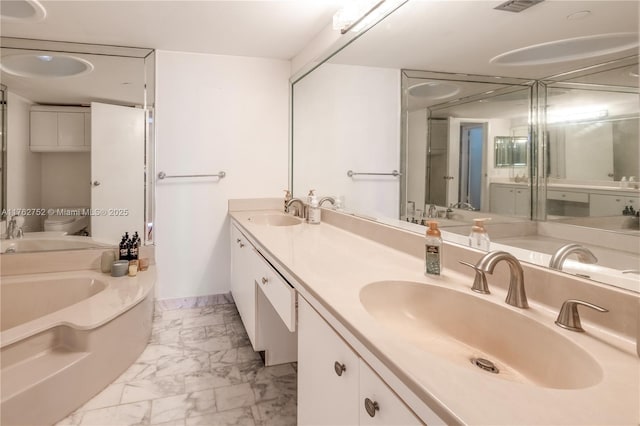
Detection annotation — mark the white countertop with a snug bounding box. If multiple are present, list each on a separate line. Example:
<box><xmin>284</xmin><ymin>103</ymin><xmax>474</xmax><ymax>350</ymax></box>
<box><xmin>230</xmin><ymin>209</ymin><xmax>639</xmax><ymax>425</ymax></box>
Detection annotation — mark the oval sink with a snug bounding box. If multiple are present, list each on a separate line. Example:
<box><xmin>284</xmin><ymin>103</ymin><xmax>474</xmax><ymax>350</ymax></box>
<box><xmin>247</xmin><ymin>214</ymin><xmax>302</xmax><ymax>226</ymax></box>
<box><xmin>360</xmin><ymin>281</ymin><xmax>602</xmax><ymax>389</ymax></box>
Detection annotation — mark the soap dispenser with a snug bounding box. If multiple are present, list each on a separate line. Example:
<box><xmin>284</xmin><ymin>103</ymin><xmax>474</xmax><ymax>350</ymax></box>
<box><xmin>469</xmin><ymin>218</ymin><xmax>491</xmax><ymax>251</ymax></box>
<box><xmin>284</xmin><ymin>189</ymin><xmax>292</xmax><ymax>212</ymax></box>
<box><xmin>307</xmin><ymin>190</ymin><xmax>321</xmax><ymax>224</ymax></box>
<box><xmin>425</xmin><ymin>221</ymin><xmax>442</xmax><ymax>276</ymax></box>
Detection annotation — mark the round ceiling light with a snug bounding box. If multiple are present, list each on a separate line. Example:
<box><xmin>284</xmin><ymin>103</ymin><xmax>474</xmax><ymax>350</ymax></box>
<box><xmin>1</xmin><ymin>0</ymin><xmax>46</xmax><ymax>22</ymax></box>
<box><xmin>0</xmin><ymin>54</ymin><xmax>94</xmax><ymax>78</ymax></box>
<box><xmin>490</xmin><ymin>33</ymin><xmax>639</xmax><ymax>66</ymax></box>
<box><xmin>408</xmin><ymin>81</ymin><xmax>461</xmax><ymax>100</ymax></box>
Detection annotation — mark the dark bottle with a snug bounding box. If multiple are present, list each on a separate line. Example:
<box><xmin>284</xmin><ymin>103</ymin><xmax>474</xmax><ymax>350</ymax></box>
<box><xmin>119</xmin><ymin>236</ymin><xmax>129</xmax><ymax>260</ymax></box>
<box><xmin>130</xmin><ymin>237</ymin><xmax>139</xmax><ymax>260</ymax></box>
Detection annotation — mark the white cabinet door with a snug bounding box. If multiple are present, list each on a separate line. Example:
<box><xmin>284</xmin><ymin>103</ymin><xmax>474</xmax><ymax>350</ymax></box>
<box><xmin>490</xmin><ymin>185</ymin><xmax>515</xmax><ymax>216</ymax></box>
<box><xmin>589</xmin><ymin>193</ymin><xmax>638</xmax><ymax>216</ymax></box>
<box><xmin>90</xmin><ymin>102</ymin><xmax>144</xmax><ymax>243</ymax></box>
<box><xmin>30</xmin><ymin>111</ymin><xmax>58</xmax><ymax>148</ymax></box>
<box><xmin>359</xmin><ymin>361</ymin><xmax>423</xmax><ymax>426</ymax></box>
<box><xmin>514</xmin><ymin>188</ymin><xmax>530</xmax><ymax>218</ymax></box>
<box><xmin>57</xmin><ymin>112</ymin><xmax>85</xmax><ymax>147</ymax></box>
<box><xmin>230</xmin><ymin>225</ymin><xmax>260</xmax><ymax>350</ymax></box>
<box><xmin>298</xmin><ymin>297</ymin><xmax>359</xmax><ymax>426</ymax></box>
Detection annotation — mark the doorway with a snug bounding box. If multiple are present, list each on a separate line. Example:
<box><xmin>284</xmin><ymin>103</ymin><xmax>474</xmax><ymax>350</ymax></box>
<box><xmin>459</xmin><ymin>123</ymin><xmax>485</xmax><ymax>210</ymax></box>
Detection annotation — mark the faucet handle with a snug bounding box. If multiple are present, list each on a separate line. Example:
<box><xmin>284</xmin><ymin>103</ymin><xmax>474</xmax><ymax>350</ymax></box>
<box><xmin>458</xmin><ymin>261</ymin><xmax>490</xmax><ymax>294</ymax></box>
<box><xmin>555</xmin><ymin>299</ymin><xmax>608</xmax><ymax>332</ymax></box>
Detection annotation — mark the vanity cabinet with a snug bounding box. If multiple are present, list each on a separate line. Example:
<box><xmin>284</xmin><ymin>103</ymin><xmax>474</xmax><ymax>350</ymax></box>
<box><xmin>230</xmin><ymin>223</ymin><xmax>297</xmax><ymax>364</ymax></box>
<box><xmin>490</xmin><ymin>184</ymin><xmax>530</xmax><ymax>217</ymax></box>
<box><xmin>30</xmin><ymin>106</ymin><xmax>91</xmax><ymax>152</ymax></box>
<box><xmin>298</xmin><ymin>297</ymin><xmax>422</xmax><ymax>426</ymax></box>
<box><xmin>589</xmin><ymin>192</ymin><xmax>640</xmax><ymax>216</ymax></box>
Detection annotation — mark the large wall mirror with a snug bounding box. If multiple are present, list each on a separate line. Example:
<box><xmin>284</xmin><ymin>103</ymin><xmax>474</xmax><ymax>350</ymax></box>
<box><xmin>291</xmin><ymin>0</ymin><xmax>639</xmax><ymax>293</ymax></box>
<box><xmin>1</xmin><ymin>37</ymin><xmax>155</xmax><ymax>253</ymax></box>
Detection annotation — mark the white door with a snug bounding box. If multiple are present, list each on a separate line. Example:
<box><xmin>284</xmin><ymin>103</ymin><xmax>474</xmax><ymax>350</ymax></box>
<box><xmin>91</xmin><ymin>102</ymin><xmax>144</xmax><ymax>243</ymax></box>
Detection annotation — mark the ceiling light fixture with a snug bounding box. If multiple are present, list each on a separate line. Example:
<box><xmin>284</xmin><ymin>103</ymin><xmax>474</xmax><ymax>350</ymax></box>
<box><xmin>0</xmin><ymin>54</ymin><xmax>94</xmax><ymax>78</ymax></box>
<box><xmin>334</xmin><ymin>0</ymin><xmax>406</xmax><ymax>34</ymax></box>
<box><xmin>547</xmin><ymin>107</ymin><xmax>608</xmax><ymax>124</ymax></box>
<box><xmin>566</xmin><ymin>10</ymin><xmax>591</xmax><ymax>20</ymax></box>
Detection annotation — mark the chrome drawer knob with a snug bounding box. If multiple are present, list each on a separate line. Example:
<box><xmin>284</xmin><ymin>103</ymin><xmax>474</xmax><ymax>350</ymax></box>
<box><xmin>334</xmin><ymin>361</ymin><xmax>346</xmax><ymax>376</ymax></box>
<box><xmin>261</xmin><ymin>277</ymin><xmax>268</xmax><ymax>285</ymax></box>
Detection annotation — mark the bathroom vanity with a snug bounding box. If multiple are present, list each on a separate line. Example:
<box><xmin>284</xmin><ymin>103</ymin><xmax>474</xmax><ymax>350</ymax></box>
<box><xmin>229</xmin><ymin>199</ymin><xmax>639</xmax><ymax>425</ymax></box>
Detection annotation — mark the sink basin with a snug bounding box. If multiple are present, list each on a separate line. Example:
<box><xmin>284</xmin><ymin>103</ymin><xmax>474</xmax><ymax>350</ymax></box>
<box><xmin>247</xmin><ymin>214</ymin><xmax>302</xmax><ymax>226</ymax></box>
<box><xmin>360</xmin><ymin>281</ymin><xmax>602</xmax><ymax>389</ymax></box>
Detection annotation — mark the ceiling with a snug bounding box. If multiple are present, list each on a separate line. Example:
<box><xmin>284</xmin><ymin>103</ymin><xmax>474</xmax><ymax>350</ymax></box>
<box><xmin>330</xmin><ymin>0</ymin><xmax>639</xmax><ymax>80</ymax></box>
<box><xmin>1</xmin><ymin>0</ymin><xmax>345</xmax><ymax>60</ymax></box>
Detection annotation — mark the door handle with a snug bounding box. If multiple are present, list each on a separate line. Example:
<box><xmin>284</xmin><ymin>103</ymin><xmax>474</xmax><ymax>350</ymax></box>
<box><xmin>92</xmin><ymin>181</ymin><xmax>101</xmax><ymax>186</ymax></box>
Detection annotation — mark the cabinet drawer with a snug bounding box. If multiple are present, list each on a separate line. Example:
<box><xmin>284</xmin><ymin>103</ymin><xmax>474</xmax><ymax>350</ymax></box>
<box><xmin>547</xmin><ymin>190</ymin><xmax>588</xmax><ymax>203</ymax></box>
<box><xmin>256</xmin><ymin>253</ymin><xmax>296</xmax><ymax>332</ymax></box>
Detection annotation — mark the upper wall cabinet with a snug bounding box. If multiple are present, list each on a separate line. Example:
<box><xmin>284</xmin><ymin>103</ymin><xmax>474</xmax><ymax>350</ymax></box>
<box><xmin>30</xmin><ymin>106</ymin><xmax>91</xmax><ymax>152</ymax></box>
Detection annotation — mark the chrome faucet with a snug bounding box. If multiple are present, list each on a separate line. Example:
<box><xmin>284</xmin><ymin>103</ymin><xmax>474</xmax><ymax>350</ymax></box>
<box><xmin>318</xmin><ymin>196</ymin><xmax>335</xmax><ymax>207</ymax></box>
<box><xmin>285</xmin><ymin>198</ymin><xmax>306</xmax><ymax>219</ymax></box>
<box><xmin>6</xmin><ymin>218</ymin><xmax>16</xmax><ymax>239</ymax></box>
<box><xmin>476</xmin><ymin>251</ymin><xmax>528</xmax><ymax>308</ymax></box>
<box><xmin>427</xmin><ymin>204</ymin><xmax>437</xmax><ymax>218</ymax></box>
<box><xmin>549</xmin><ymin>244</ymin><xmax>597</xmax><ymax>271</ymax></box>
<box><xmin>449</xmin><ymin>201</ymin><xmax>475</xmax><ymax>211</ymax></box>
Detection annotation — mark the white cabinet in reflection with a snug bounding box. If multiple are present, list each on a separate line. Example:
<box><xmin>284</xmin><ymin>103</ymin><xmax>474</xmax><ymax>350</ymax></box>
<box><xmin>590</xmin><ymin>193</ymin><xmax>640</xmax><ymax>216</ymax></box>
<box><xmin>490</xmin><ymin>184</ymin><xmax>530</xmax><ymax>217</ymax></box>
<box><xmin>30</xmin><ymin>106</ymin><xmax>90</xmax><ymax>152</ymax></box>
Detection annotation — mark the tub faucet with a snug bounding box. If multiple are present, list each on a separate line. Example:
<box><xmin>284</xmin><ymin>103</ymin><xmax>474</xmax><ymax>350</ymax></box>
<box><xmin>285</xmin><ymin>198</ymin><xmax>306</xmax><ymax>219</ymax></box>
<box><xmin>549</xmin><ymin>244</ymin><xmax>597</xmax><ymax>271</ymax></box>
<box><xmin>476</xmin><ymin>250</ymin><xmax>528</xmax><ymax>308</ymax></box>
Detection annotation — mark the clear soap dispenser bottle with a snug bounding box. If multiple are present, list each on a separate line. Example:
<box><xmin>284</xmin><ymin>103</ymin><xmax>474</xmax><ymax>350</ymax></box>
<box><xmin>284</xmin><ymin>189</ymin><xmax>292</xmax><ymax>212</ymax></box>
<box><xmin>425</xmin><ymin>221</ymin><xmax>442</xmax><ymax>276</ymax></box>
<box><xmin>469</xmin><ymin>218</ymin><xmax>491</xmax><ymax>251</ymax></box>
<box><xmin>307</xmin><ymin>190</ymin><xmax>321</xmax><ymax>224</ymax></box>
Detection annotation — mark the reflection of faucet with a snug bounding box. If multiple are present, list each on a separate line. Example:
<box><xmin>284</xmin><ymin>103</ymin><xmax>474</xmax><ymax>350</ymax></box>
<box><xmin>476</xmin><ymin>251</ymin><xmax>528</xmax><ymax>308</ymax></box>
<box><xmin>427</xmin><ymin>204</ymin><xmax>437</xmax><ymax>218</ymax></box>
<box><xmin>549</xmin><ymin>244</ymin><xmax>597</xmax><ymax>271</ymax></box>
<box><xmin>285</xmin><ymin>198</ymin><xmax>306</xmax><ymax>219</ymax></box>
<box><xmin>449</xmin><ymin>202</ymin><xmax>475</xmax><ymax>211</ymax></box>
<box><xmin>318</xmin><ymin>196</ymin><xmax>335</xmax><ymax>207</ymax></box>
<box><xmin>6</xmin><ymin>218</ymin><xmax>16</xmax><ymax>239</ymax></box>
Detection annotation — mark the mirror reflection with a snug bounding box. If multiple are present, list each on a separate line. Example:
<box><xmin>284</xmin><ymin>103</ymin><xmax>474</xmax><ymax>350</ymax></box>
<box><xmin>291</xmin><ymin>0</ymin><xmax>639</xmax><ymax>293</ymax></box>
<box><xmin>0</xmin><ymin>38</ymin><xmax>155</xmax><ymax>253</ymax></box>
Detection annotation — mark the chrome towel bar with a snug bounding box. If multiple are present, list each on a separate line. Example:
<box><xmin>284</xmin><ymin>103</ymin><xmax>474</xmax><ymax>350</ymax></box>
<box><xmin>347</xmin><ymin>170</ymin><xmax>401</xmax><ymax>177</ymax></box>
<box><xmin>157</xmin><ymin>171</ymin><xmax>226</xmax><ymax>180</ymax></box>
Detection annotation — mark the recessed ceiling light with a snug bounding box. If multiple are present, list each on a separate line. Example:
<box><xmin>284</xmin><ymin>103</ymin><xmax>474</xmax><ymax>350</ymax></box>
<box><xmin>0</xmin><ymin>54</ymin><xmax>94</xmax><ymax>78</ymax></box>
<box><xmin>490</xmin><ymin>33</ymin><xmax>639</xmax><ymax>66</ymax></box>
<box><xmin>566</xmin><ymin>10</ymin><xmax>591</xmax><ymax>20</ymax></box>
<box><xmin>1</xmin><ymin>0</ymin><xmax>46</xmax><ymax>22</ymax></box>
<box><xmin>408</xmin><ymin>81</ymin><xmax>461</xmax><ymax>100</ymax></box>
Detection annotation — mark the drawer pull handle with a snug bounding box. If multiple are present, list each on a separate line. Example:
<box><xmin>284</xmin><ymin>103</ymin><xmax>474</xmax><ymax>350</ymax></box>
<box><xmin>236</xmin><ymin>238</ymin><xmax>241</xmax><ymax>243</ymax></box>
<box><xmin>334</xmin><ymin>361</ymin><xmax>346</xmax><ymax>376</ymax></box>
<box><xmin>239</xmin><ymin>243</ymin><xmax>245</xmax><ymax>248</ymax></box>
<box><xmin>261</xmin><ymin>277</ymin><xmax>268</xmax><ymax>285</ymax></box>
<box><xmin>364</xmin><ymin>398</ymin><xmax>379</xmax><ymax>418</ymax></box>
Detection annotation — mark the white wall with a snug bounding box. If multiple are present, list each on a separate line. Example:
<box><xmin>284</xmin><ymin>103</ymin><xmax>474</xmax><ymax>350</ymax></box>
<box><xmin>292</xmin><ymin>63</ymin><xmax>401</xmax><ymax>218</ymax></box>
<box><xmin>41</xmin><ymin>153</ymin><xmax>91</xmax><ymax>209</ymax></box>
<box><xmin>6</xmin><ymin>92</ymin><xmax>41</xmax><ymax>232</ymax></box>
<box><xmin>154</xmin><ymin>50</ymin><xmax>289</xmax><ymax>300</ymax></box>
<box><xmin>407</xmin><ymin>109</ymin><xmax>427</xmax><ymax>214</ymax></box>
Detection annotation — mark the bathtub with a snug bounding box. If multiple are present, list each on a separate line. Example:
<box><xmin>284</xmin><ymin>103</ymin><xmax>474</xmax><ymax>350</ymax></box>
<box><xmin>0</xmin><ymin>268</ymin><xmax>155</xmax><ymax>426</ymax></box>
<box><xmin>2</xmin><ymin>233</ymin><xmax>112</xmax><ymax>254</ymax></box>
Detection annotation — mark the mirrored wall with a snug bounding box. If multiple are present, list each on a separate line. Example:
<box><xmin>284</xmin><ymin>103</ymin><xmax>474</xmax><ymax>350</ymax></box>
<box><xmin>291</xmin><ymin>0</ymin><xmax>639</xmax><ymax>292</ymax></box>
<box><xmin>0</xmin><ymin>37</ymin><xmax>155</xmax><ymax>252</ymax></box>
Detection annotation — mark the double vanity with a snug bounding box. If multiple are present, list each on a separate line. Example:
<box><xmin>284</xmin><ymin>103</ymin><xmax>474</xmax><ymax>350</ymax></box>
<box><xmin>229</xmin><ymin>198</ymin><xmax>639</xmax><ymax>425</ymax></box>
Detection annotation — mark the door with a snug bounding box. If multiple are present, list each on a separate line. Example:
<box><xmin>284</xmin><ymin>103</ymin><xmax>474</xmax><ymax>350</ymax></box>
<box><xmin>459</xmin><ymin>124</ymin><xmax>484</xmax><ymax>210</ymax></box>
<box><xmin>91</xmin><ymin>102</ymin><xmax>144</xmax><ymax>243</ymax></box>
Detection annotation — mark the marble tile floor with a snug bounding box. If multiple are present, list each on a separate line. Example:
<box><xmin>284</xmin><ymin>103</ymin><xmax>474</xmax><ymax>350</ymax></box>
<box><xmin>56</xmin><ymin>303</ymin><xmax>297</xmax><ymax>426</ymax></box>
